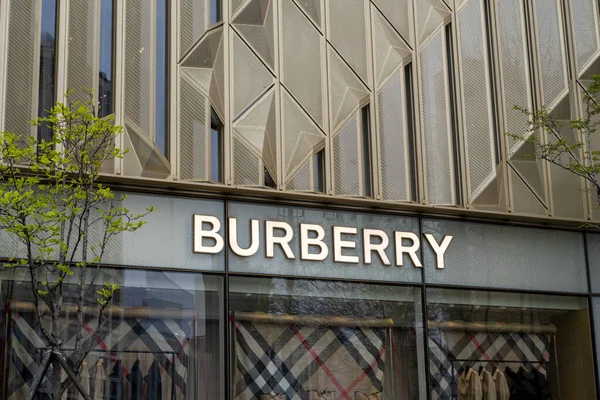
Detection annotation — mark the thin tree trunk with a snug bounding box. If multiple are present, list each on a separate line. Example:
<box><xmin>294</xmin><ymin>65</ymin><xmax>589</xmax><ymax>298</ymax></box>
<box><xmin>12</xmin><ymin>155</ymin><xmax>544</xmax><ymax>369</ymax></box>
<box><xmin>51</xmin><ymin>311</ymin><xmax>62</xmax><ymax>399</ymax></box>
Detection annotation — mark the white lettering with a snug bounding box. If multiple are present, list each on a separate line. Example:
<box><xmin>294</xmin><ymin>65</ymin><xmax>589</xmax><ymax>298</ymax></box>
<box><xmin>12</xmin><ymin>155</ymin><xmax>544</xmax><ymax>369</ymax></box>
<box><xmin>333</xmin><ymin>226</ymin><xmax>359</xmax><ymax>263</ymax></box>
<box><xmin>193</xmin><ymin>215</ymin><xmax>224</xmax><ymax>254</ymax></box>
<box><xmin>229</xmin><ymin>217</ymin><xmax>260</xmax><ymax>257</ymax></box>
<box><xmin>265</xmin><ymin>221</ymin><xmax>295</xmax><ymax>259</ymax></box>
<box><xmin>300</xmin><ymin>224</ymin><xmax>329</xmax><ymax>261</ymax></box>
<box><xmin>425</xmin><ymin>234</ymin><xmax>453</xmax><ymax>269</ymax></box>
<box><xmin>394</xmin><ymin>232</ymin><xmax>422</xmax><ymax>267</ymax></box>
<box><xmin>363</xmin><ymin>229</ymin><xmax>391</xmax><ymax>265</ymax></box>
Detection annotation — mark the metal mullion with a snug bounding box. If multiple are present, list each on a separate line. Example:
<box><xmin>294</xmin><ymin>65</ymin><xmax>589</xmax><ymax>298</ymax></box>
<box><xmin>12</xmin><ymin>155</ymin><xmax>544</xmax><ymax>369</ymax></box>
<box><xmin>149</xmin><ymin>0</ymin><xmax>157</xmax><ymax>144</ymax></box>
<box><xmin>525</xmin><ymin>0</ymin><xmax>553</xmax><ymax>217</ymax></box>
<box><xmin>223</xmin><ymin>0</ymin><xmax>232</xmax><ymax>186</ymax></box>
<box><xmin>364</xmin><ymin>0</ymin><xmax>379</xmax><ymax>200</ymax></box>
<box><xmin>92</xmin><ymin>0</ymin><xmax>101</xmax><ymax>102</ymax></box>
<box><xmin>31</xmin><ymin>0</ymin><xmax>43</xmax><ymax>140</ymax></box>
<box><xmin>113</xmin><ymin>0</ymin><xmax>125</xmax><ymax>175</ymax></box>
<box><xmin>0</xmin><ymin>0</ymin><xmax>10</xmax><ymax>133</ymax></box>
<box><xmin>272</xmin><ymin>0</ymin><xmax>282</xmax><ymax>190</ymax></box>
<box><xmin>412</xmin><ymin>0</ymin><xmax>428</xmax><ymax>206</ymax></box>
<box><xmin>323</xmin><ymin>0</ymin><xmax>335</xmax><ymax>196</ymax></box>
<box><xmin>169</xmin><ymin>0</ymin><xmax>178</xmax><ymax>180</ymax></box>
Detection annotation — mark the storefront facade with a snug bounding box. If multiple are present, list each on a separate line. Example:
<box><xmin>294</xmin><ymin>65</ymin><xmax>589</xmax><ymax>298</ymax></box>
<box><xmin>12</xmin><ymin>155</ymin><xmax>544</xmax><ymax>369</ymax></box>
<box><xmin>1</xmin><ymin>191</ymin><xmax>597</xmax><ymax>399</ymax></box>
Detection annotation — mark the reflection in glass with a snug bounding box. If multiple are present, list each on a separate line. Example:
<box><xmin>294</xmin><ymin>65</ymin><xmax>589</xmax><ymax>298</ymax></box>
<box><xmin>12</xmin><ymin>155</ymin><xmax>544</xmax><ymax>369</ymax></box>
<box><xmin>210</xmin><ymin>0</ymin><xmax>222</xmax><ymax>25</ymax></box>
<box><xmin>426</xmin><ymin>288</ymin><xmax>595</xmax><ymax>399</ymax></box>
<box><xmin>155</xmin><ymin>0</ymin><xmax>168</xmax><ymax>157</ymax></box>
<box><xmin>229</xmin><ymin>277</ymin><xmax>425</xmax><ymax>399</ymax></box>
<box><xmin>98</xmin><ymin>0</ymin><xmax>114</xmax><ymax>117</ymax></box>
<box><xmin>361</xmin><ymin>105</ymin><xmax>372</xmax><ymax>197</ymax></box>
<box><xmin>210</xmin><ymin>108</ymin><xmax>223</xmax><ymax>182</ymax></box>
<box><xmin>0</xmin><ymin>269</ymin><xmax>224</xmax><ymax>399</ymax></box>
<box><xmin>38</xmin><ymin>0</ymin><xmax>58</xmax><ymax>143</ymax></box>
<box><xmin>313</xmin><ymin>150</ymin><xmax>325</xmax><ymax>193</ymax></box>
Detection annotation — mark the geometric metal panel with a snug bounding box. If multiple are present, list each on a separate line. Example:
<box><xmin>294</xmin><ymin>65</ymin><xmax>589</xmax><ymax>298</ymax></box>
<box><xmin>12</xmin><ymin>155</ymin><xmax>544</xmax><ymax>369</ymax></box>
<box><xmin>179</xmin><ymin>75</ymin><xmax>208</xmax><ymax>181</ymax></box>
<box><xmin>123</xmin><ymin>122</ymin><xmax>171</xmax><ymax>179</ymax></box>
<box><xmin>457</xmin><ymin>0</ymin><xmax>495</xmax><ymax>202</ymax></box>
<box><xmin>280</xmin><ymin>0</ymin><xmax>324</xmax><ymax>127</ymax></box>
<box><xmin>371</xmin><ymin>6</ymin><xmax>412</xmax><ymax>88</ymax></box>
<box><xmin>328</xmin><ymin>47</ymin><xmax>370</xmax><ymax>132</ymax></box>
<box><xmin>232</xmin><ymin>32</ymin><xmax>273</xmax><ymax>118</ymax></box>
<box><xmin>179</xmin><ymin>0</ymin><xmax>207</xmax><ymax>59</ymax></box>
<box><xmin>181</xmin><ymin>27</ymin><xmax>225</xmax><ymax>119</ymax></box>
<box><xmin>371</xmin><ymin>0</ymin><xmax>412</xmax><ymax>45</ymax></box>
<box><xmin>415</xmin><ymin>0</ymin><xmax>451</xmax><ymax>46</ymax></box>
<box><xmin>419</xmin><ymin>30</ymin><xmax>454</xmax><ymax>205</ymax></box>
<box><xmin>233</xmin><ymin>136</ymin><xmax>262</xmax><ymax>186</ymax></box>
<box><xmin>509</xmin><ymin>166</ymin><xmax>547</xmax><ymax>216</ymax></box>
<box><xmin>233</xmin><ymin>0</ymin><xmax>275</xmax><ymax>71</ymax></box>
<box><xmin>533</xmin><ymin>0</ymin><xmax>568</xmax><ymax>108</ymax></box>
<box><xmin>327</xmin><ymin>0</ymin><xmax>369</xmax><ymax>83</ymax></box>
<box><xmin>286</xmin><ymin>158</ymin><xmax>312</xmax><ymax>191</ymax></box>
<box><xmin>378</xmin><ymin>70</ymin><xmax>410</xmax><ymax>201</ymax></box>
<box><xmin>333</xmin><ymin>115</ymin><xmax>360</xmax><ymax>196</ymax></box>
<box><xmin>292</xmin><ymin>0</ymin><xmax>321</xmax><ymax>28</ymax></box>
<box><xmin>495</xmin><ymin>0</ymin><xmax>532</xmax><ymax>156</ymax></box>
<box><xmin>67</xmin><ymin>0</ymin><xmax>97</xmax><ymax>105</ymax></box>
<box><xmin>570</xmin><ymin>0</ymin><xmax>600</xmax><ymax>76</ymax></box>
<box><xmin>4</xmin><ymin>1</ymin><xmax>37</xmax><ymax>140</ymax></box>
<box><xmin>124</xmin><ymin>0</ymin><xmax>152</xmax><ymax>137</ymax></box>
<box><xmin>281</xmin><ymin>90</ymin><xmax>325</xmax><ymax>183</ymax></box>
<box><xmin>233</xmin><ymin>90</ymin><xmax>277</xmax><ymax>183</ymax></box>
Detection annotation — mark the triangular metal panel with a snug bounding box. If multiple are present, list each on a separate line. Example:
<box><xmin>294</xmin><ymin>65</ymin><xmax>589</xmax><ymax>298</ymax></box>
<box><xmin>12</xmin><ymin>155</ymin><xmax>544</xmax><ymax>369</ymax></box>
<box><xmin>416</xmin><ymin>0</ymin><xmax>450</xmax><ymax>45</ymax></box>
<box><xmin>372</xmin><ymin>7</ymin><xmax>412</xmax><ymax>87</ymax></box>
<box><xmin>371</xmin><ymin>0</ymin><xmax>412</xmax><ymax>44</ymax></box>
<box><xmin>328</xmin><ymin>48</ymin><xmax>370</xmax><ymax>131</ymax></box>
<box><xmin>510</xmin><ymin>166</ymin><xmax>547</xmax><ymax>215</ymax></box>
<box><xmin>233</xmin><ymin>0</ymin><xmax>275</xmax><ymax>69</ymax></box>
<box><xmin>293</xmin><ymin>0</ymin><xmax>321</xmax><ymax>28</ymax></box>
<box><xmin>232</xmin><ymin>33</ymin><xmax>274</xmax><ymax>117</ymax></box>
<box><xmin>282</xmin><ymin>90</ymin><xmax>326</xmax><ymax>177</ymax></box>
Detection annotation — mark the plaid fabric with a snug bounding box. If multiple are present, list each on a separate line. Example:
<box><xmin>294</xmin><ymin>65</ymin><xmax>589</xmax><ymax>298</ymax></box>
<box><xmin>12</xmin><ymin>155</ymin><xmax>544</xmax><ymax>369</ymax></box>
<box><xmin>234</xmin><ymin>320</ymin><xmax>387</xmax><ymax>400</ymax></box>
<box><xmin>7</xmin><ymin>311</ymin><xmax>193</xmax><ymax>400</ymax></box>
<box><xmin>428</xmin><ymin>330</ymin><xmax>551</xmax><ymax>400</ymax></box>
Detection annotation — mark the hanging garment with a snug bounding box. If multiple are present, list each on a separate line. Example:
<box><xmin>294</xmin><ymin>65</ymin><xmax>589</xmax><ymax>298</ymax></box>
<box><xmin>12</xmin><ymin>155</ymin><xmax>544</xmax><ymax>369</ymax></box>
<box><xmin>144</xmin><ymin>360</ymin><xmax>162</xmax><ymax>400</ymax></box>
<box><xmin>93</xmin><ymin>359</ymin><xmax>106</xmax><ymax>400</ymax></box>
<box><xmin>458</xmin><ymin>368</ymin><xmax>483</xmax><ymax>400</ymax></box>
<box><xmin>77</xmin><ymin>361</ymin><xmax>91</xmax><ymax>400</ymax></box>
<box><xmin>128</xmin><ymin>360</ymin><xmax>143</xmax><ymax>400</ymax></box>
<box><xmin>492</xmin><ymin>370</ymin><xmax>509</xmax><ymax>400</ymax></box>
<box><xmin>259</xmin><ymin>395</ymin><xmax>286</xmax><ymax>400</ymax></box>
<box><xmin>307</xmin><ymin>390</ymin><xmax>336</xmax><ymax>399</ymax></box>
<box><xmin>480</xmin><ymin>370</ymin><xmax>496</xmax><ymax>400</ymax></box>
<box><xmin>108</xmin><ymin>360</ymin><xmax>124</xmax><ymax>400</ymax></box>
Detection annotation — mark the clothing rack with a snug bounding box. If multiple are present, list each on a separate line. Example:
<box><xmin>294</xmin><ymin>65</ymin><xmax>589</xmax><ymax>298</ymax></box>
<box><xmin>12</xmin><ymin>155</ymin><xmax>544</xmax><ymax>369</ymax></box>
<box><xmin>35</xmin><ymin>347</ymin><xmax>180</xmax><ymax>400</ymax></box>
<box><xmin>448</xmin><ymin>359</ymin><xmax>550</xmax><ymax>400</ymax></box>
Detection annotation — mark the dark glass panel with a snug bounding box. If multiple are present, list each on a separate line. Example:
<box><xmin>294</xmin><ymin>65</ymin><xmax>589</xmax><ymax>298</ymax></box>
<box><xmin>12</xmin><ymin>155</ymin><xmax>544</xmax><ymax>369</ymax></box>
<box><xmin>98</xmin><ymin>0</ymin><xmax>114</xmax><ymax>117</ymax></box>
<box><xmin>37</xmin><ymin>0</ymin><xmax>58</xmax><ymax>143</ymax></box>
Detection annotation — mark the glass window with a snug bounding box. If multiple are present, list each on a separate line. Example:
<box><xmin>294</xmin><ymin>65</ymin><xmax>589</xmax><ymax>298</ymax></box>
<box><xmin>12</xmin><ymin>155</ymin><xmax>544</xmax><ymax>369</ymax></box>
<box><xmin>210</xmin><ymin>108</ymin><xmax>224</xmax><ymax>183</ymax></box>
<box><xmin>360</xmin><ymin>105</ymin><xmax>373</xmax><ymax>198</ymax></box>
<box><xmin>0</xmin><ymin>269</ymin><xmax>224</xmax><ymax>399</ymax></box>
<box><xmin>155</xmin><ymin>0</ymin><xmax>169</xmax><ymax>157</ymax></box>
<box><xmin>264</xmin><ymin>167</ymin><xmax>276</xmax><ymax>188</ymax></box>
<box><xmin>405</xmin><ymin>63</ymin><xmax>417</xmax><ymax>202</ymax></box>
<box><xmin>229</xmin><ymin>277</ymin><xmax>426</xmax><ymax>399</ymax></box>
<box><xmin>427</xmin><ymin>288</ymin><xmax>595</xmax><ymax>399</ymax></box>
<box><xmin>38</xmin><ymin>0</ymin><xmax>58</xmax><ymax>143</ymax></box>
<box><xmin>313</xmin><ymin>149</ymin><xmax>325</xmax><ymax>193</ymax></box>
<box><xmin>98</xmin><ymin>0</ymin><xmax>114</xmax><ymax>117</ymax></box>
<box><xmin>210</xmin><ymin>0</ymin><xmax>222</xmax><ymax>25</ymax></box>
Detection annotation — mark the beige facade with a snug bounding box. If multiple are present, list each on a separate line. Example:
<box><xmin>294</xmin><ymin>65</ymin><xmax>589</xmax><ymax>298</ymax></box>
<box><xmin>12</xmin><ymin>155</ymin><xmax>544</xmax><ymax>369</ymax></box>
<box><xmin>1</xmin><ymin>0</ymin><xmax>600</xmax><ymax>222</ymax></box>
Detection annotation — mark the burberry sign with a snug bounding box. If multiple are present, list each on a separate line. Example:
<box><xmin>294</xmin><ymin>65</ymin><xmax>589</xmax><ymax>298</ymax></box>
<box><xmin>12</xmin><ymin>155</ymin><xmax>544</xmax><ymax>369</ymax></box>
<box><xmin>193</xmin><ymin>215</ymin><xmax>453</xmax><ymax>269</ymax></box>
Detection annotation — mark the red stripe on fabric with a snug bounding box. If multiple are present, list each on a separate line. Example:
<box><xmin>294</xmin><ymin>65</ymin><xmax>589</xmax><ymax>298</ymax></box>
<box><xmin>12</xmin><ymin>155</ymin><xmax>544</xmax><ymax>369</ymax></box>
<box><xmin>291</xmin><ymin>326</ymin><xmax>353</xmax><ymax>400</ymax></box>
<box><xmin>342</xmin><ymin>346</ymin><xmax>385</xmax><ymax>397</ymax></box>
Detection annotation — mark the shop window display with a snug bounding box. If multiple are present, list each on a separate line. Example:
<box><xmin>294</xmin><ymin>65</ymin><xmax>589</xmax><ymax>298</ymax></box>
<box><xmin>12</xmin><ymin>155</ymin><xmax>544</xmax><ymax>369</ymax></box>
<box><xmin>229</xmin><ymin>277</ymin><xmax>425</xmax><ymax>400</ymax></box>
<box><xmin>427</xmin><ymin>288</ymin><xmax>595</xmax><ymax>400</ymax></box>
<box><xmin>0</xmin><ymin>269</ymin><xmax>224</xmax><ymax>400</ymax></box>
